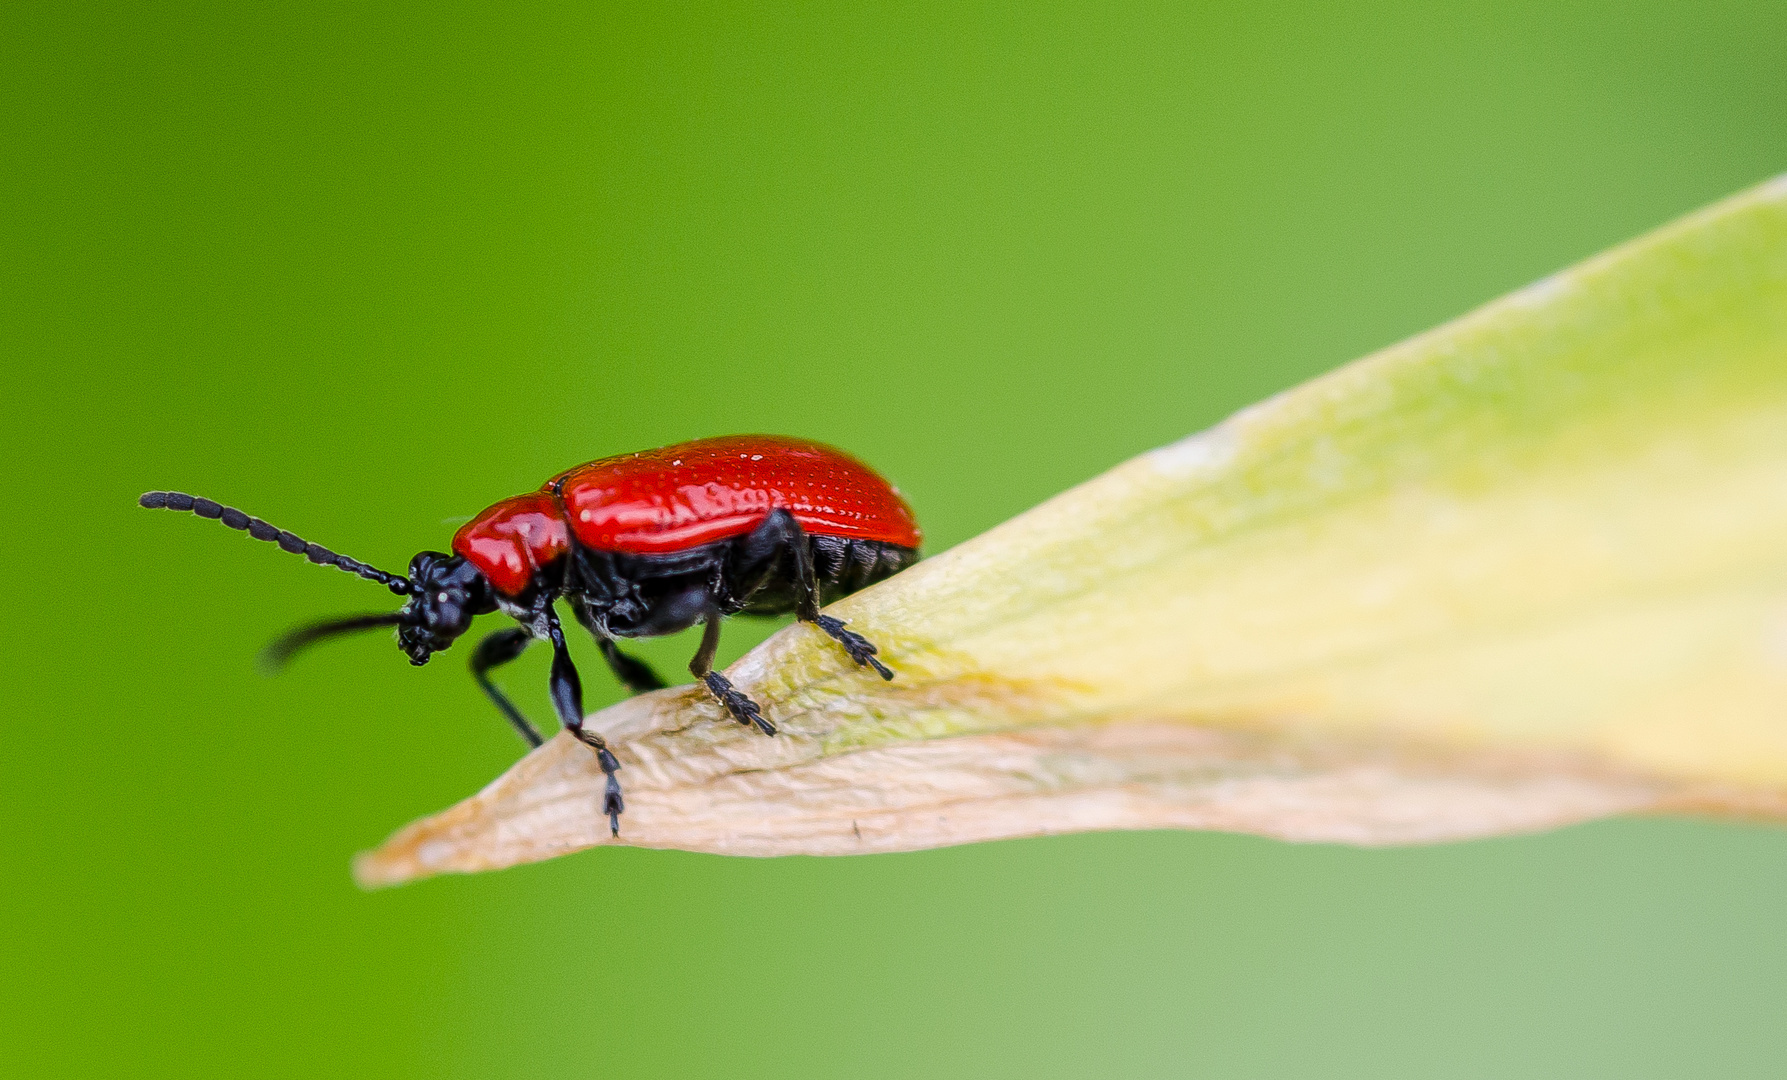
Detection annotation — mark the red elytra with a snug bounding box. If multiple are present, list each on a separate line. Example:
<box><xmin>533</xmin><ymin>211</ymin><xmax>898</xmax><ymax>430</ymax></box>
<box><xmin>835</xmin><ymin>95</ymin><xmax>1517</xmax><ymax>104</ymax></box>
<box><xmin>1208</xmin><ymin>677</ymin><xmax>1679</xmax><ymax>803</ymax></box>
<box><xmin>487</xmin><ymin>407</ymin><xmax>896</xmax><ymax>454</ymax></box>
<box><xmin>452</xmin><ymin>435</ymin><xmax>921</xmax><ymax>596</ymax></box>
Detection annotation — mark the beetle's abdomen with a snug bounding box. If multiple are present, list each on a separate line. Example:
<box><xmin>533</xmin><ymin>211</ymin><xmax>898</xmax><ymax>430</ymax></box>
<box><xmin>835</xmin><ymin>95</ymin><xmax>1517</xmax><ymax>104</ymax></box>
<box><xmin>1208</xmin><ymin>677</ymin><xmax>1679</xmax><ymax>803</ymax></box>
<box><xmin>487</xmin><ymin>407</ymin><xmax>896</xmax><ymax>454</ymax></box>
<box><xmin>737</xmin><ymin>536</ymin><xmax>921</xmax><ymax>616</ymax></box>
<box><xmin>451</xmin><ymin>492</ymin><xmax>568</xmax><ymax>596</ymax></box>
<box><xmin>550</xmin><ymin>435</ymin><xmax>921</xmax><ymax>555</ymax></box>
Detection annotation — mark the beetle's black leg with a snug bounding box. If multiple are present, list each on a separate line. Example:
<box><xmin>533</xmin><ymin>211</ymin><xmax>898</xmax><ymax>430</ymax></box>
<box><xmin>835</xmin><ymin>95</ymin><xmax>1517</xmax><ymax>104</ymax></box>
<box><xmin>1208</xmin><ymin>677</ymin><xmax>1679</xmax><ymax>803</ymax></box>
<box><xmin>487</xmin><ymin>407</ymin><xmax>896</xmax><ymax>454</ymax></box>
<box><xmin>810</xmin><ymin>613</ymin><xmax>894</xmax><ymax>680</ymax></box>
<box><xmin>470</xmin><ymin>627</ymin><xmax>544</xmax><ymax>748</ymax></box>
<box><xmin>688</xmin><ymin>613</ymin><xmax>775</xmax><ymax>736</ymax></box>
<box><xmin>740</xmin><ymin>509</ymin><xmax>895</xmax><ymax>680</ymax></box>
<box><xmin>598</xmin><ymin>638</ymin><xmax>669</xmax><ymax>693</ymax></box>
<box><xmin>543</xmin><ymin>606</ymin><xmax>624</xmax><ymax>836</ymax></box>
<box><xmin>569</xmin><ymin>596</ymin><xmax>668</xmax><ymax>693</ymax></box>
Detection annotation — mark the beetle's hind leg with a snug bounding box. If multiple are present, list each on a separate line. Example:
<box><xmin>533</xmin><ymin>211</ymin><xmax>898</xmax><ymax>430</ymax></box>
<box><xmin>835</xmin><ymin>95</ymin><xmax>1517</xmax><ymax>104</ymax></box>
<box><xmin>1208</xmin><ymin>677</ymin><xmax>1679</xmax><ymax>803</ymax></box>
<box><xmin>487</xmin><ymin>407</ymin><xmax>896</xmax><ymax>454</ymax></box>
<box><xmin>811</xmin><ymin>613</ymin><xmax>894</xmax><ymax>680</ymax></box>
<box><xmin>736</xmin><ymin>509</ymin><xmax>895</xmax><ymax>680</ymax></box>
<box><xmin>688</xmin><ymin>613</ymin><xmax>775</xmax><ymax>736</ymax></box>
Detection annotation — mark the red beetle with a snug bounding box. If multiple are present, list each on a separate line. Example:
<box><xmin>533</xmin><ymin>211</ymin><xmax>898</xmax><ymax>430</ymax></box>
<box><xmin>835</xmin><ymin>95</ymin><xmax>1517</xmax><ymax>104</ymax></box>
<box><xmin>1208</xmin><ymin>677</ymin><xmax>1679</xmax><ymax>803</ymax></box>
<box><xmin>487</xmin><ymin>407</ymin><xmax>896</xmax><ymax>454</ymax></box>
<box><xmin>141</xmin><ymin>435</ymin><xmax>922</xmax><ymax>834</ymax></box>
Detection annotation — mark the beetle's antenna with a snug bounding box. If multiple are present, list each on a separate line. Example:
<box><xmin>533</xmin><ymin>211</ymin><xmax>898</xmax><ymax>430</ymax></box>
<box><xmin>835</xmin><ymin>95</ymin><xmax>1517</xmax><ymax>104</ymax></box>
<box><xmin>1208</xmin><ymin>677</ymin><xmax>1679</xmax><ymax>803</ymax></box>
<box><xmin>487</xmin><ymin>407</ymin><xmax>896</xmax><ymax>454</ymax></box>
<box><xmin>139</xmin><ymin>491</ymin><xmax>413</xmax><ymax>594</ymax></box>
<box><xmin>259</xmin><ymin>612</ymin><xmax>411</xmax><ymax>672</ymax></box>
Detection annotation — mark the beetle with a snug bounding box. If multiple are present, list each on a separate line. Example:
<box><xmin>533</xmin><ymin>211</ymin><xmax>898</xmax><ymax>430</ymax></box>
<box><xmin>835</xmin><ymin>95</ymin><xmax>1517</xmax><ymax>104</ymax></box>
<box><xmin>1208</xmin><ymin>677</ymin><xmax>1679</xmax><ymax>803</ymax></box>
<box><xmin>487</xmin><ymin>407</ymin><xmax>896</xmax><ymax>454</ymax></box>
<box><xmin>140</xmin><ymin>434</ymin><xmax>922</xmax><ymax>835</ymax></box>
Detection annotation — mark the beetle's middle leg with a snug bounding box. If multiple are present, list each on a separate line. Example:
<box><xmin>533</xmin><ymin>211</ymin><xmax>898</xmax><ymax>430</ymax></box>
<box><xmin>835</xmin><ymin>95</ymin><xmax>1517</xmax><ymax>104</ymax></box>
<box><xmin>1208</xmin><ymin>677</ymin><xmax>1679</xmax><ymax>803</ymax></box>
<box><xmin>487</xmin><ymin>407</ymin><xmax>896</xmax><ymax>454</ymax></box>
<box><xmin>688</xmin><ymin>612</ymin><xmax>775</xmax><ymax>736</ymax></box>
<box><xmin>569</xmin><ymin>596</ymin><xmax>668</xmax><ymax>693</ymax></box>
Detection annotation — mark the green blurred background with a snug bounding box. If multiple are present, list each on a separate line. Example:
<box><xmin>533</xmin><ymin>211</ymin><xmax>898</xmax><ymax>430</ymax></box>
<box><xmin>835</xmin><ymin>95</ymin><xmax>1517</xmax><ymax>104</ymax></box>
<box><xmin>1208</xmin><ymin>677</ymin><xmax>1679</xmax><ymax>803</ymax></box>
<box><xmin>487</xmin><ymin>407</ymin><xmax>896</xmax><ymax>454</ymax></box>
<box><xmin>5</xmin><ymin>2</ymin><xmax>1787</xmax><ymax>1077</ymax></box>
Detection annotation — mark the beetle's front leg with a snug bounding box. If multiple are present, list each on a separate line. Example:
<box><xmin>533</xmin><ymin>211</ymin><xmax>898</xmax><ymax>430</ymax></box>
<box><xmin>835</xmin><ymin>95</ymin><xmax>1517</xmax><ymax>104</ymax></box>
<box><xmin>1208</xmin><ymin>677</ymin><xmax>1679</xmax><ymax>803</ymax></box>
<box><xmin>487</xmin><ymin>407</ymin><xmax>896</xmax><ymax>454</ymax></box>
<box><xmin>542</xmin><ymin>606</ymin><xmax>625</xmax><ymax>836</ymax></box>
<box><xmin>469</xmin><ymin>626</ymin><xmax>544</xmax><ymax>748</ymax></box>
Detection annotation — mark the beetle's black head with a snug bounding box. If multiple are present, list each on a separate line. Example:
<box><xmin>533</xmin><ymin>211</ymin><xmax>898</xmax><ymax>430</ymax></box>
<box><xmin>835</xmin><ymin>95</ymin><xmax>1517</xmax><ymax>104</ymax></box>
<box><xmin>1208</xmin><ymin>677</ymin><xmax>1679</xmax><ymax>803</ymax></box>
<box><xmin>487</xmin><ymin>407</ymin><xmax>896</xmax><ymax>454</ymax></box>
<box><xmin>396</xmin><ymin>552</ymin><xmax>495</xmax><ymax>665</ymax></box>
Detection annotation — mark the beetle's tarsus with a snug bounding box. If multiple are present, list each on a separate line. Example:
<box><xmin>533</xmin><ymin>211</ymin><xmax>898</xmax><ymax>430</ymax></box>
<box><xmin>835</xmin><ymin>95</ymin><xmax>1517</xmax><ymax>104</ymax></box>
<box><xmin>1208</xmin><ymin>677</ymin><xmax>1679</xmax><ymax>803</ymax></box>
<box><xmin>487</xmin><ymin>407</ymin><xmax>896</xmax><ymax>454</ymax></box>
<box><xmin>814</xmin><ymin>614</ymin><xmax>896</xmax><ymax>680</ymax></box>
<box><xmin>603</xmin><ymin>774</ymin><xmax>624</xmax><ymax>837</ymax></box>
<box><xmin>577</xmin><ymin>740</ymin><xmax>625</xmax><ymax>836</ymax></box>
<box><xmin>702</xmin><ymin>671</ymin><xmax>777</xmax><ymax>736</ymax></box>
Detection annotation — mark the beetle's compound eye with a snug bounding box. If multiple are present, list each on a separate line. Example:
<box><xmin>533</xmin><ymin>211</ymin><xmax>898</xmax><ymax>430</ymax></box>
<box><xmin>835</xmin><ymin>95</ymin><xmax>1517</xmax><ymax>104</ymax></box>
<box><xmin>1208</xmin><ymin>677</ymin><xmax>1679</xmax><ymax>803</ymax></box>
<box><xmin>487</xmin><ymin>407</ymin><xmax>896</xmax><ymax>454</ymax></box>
<box><xmin>429</xmin><ymin>597</ymin><xmax>471</xmax><ymax>638</ymax></box>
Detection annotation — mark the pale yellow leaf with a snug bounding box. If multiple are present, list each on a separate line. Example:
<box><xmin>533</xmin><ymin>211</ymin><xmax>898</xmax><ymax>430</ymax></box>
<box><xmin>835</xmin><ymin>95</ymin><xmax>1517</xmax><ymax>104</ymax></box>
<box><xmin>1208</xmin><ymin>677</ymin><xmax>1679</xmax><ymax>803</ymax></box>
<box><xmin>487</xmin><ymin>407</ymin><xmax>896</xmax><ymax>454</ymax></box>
<box><xmin>359</xmin><ymin>175</ymin><xmax>1787</xmax><ymax>887</ymax></box>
